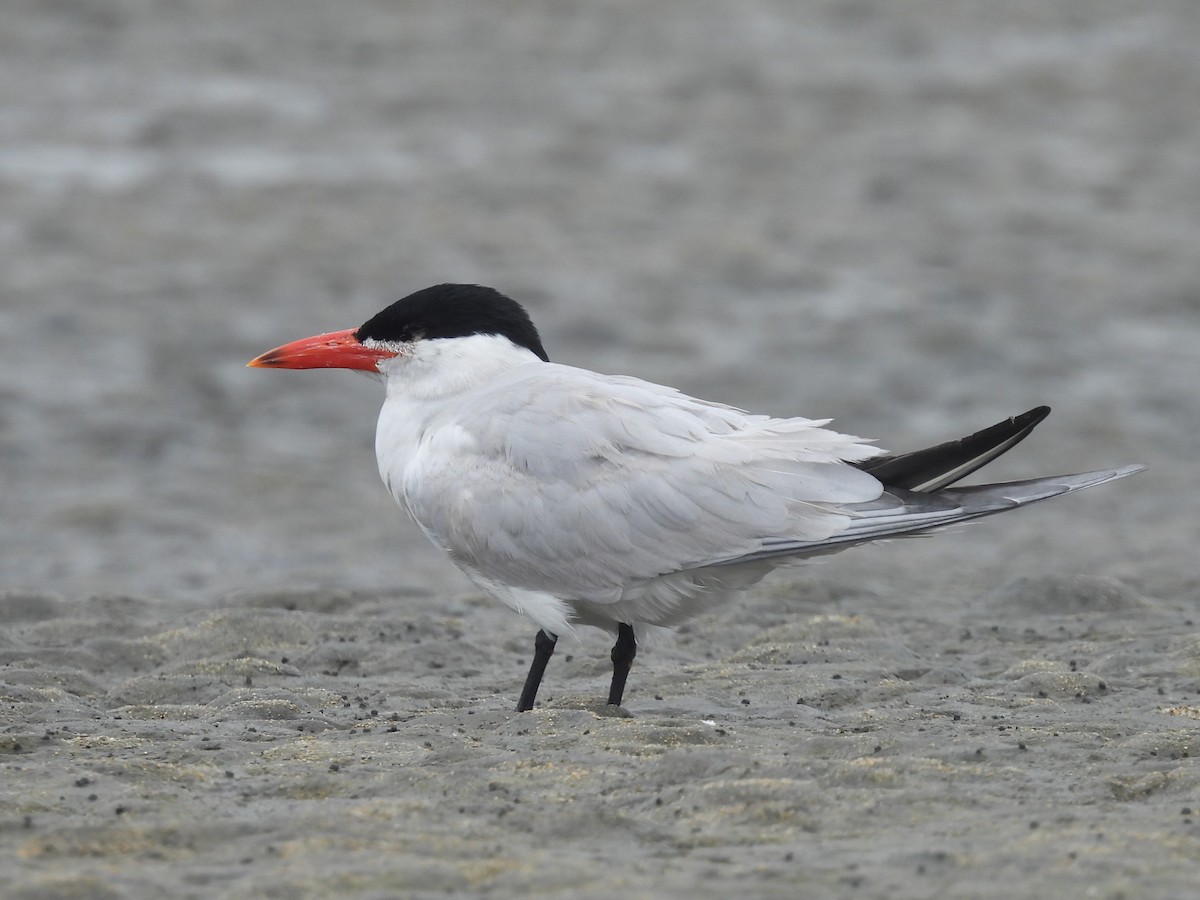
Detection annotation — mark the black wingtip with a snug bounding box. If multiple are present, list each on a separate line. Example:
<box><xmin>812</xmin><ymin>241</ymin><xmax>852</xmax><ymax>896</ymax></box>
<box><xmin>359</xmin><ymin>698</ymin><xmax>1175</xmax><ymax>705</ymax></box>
<box><xmin>1022</xmin><ymin>405</ymin><xmax>1052</xmax><ymax>426</ymax></box>
<box><xmin>857</xmin><ymin>406</ymin><xmax>1053</xmax><ymax>492</ymax></box>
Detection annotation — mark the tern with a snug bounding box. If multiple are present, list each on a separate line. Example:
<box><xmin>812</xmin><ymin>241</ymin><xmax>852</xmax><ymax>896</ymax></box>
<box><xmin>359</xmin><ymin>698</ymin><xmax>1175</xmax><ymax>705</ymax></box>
<box><xmin>249</xmin><ymin>283</ymin><xmax>1143</xmax><ymax>711</ymax></box>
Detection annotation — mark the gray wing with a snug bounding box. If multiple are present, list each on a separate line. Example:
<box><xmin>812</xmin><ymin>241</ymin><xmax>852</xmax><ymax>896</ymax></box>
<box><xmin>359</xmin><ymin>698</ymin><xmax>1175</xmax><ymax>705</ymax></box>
<box><xmin>698</xmin><ymin>465</ymin><xmax>1146</xmax><ymax>568</ymax></box>
<box><xmin>398</xmin><ymin>363</ymin><xmax>888</xmax><ymax>602</ymax></box>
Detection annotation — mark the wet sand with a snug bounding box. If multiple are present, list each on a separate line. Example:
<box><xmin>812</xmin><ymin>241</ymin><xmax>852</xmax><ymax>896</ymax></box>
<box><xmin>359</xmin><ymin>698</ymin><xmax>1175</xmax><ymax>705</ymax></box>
<box><xmin>3</xmin><ymin>2</ymin><xmax>1198</xmax><ymax>897</ymax></box>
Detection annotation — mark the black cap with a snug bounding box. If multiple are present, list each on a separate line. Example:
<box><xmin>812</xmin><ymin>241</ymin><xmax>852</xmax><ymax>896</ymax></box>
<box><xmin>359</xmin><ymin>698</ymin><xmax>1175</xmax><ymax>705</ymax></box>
<box><xmin>355</xmin><ymin>284</ymin><xmax>549</xmax><ymax>361</ymax></box>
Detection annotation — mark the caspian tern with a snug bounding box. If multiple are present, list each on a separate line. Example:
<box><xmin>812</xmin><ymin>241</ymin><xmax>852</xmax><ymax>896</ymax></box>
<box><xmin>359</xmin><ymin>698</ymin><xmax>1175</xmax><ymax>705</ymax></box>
<box><xmin>249</xmin><ymin>283</ymin><xmax>1143</xmax><ymax>711</ymax></box>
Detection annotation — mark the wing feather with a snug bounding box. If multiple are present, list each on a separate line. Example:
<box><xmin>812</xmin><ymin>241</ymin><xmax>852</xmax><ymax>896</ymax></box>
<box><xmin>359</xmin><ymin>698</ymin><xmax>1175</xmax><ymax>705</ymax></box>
<box><xmin>399</xmin><ymin>363</ymin><xmax>885</xmax><ymax>602</ymax></box>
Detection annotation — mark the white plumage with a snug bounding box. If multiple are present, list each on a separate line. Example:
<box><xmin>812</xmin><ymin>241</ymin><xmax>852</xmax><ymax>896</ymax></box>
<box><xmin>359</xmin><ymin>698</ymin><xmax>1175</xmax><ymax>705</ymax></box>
<box><xmin>375</xmin><ymin>333</ymin><xmax>884</xmax><ymax>637</ymax></box>
<box><xmin>250</xmin><ymin>283</ymin><xmax>1143</xmax><ymax>710</ymax></box>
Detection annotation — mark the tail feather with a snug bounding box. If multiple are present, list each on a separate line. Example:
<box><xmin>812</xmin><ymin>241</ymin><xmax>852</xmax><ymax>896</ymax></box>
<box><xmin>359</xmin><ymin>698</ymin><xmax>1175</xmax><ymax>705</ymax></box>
<box><xmin>704</xmin><ymin>464</ymin><xmax>1146</xmax><ymax>568</ymax></box>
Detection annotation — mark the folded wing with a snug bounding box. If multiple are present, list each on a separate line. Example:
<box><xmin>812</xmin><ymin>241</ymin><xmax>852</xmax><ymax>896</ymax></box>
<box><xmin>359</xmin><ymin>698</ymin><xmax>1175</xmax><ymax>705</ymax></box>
<box><xmin>698</xmin><ymin>465</ymin><xmax>1145</xmax><ymax>568</ymax></box>
<box><xmin>402</xmin><ymin>364</ymin><xmax>887</xmax><ymax>601</ymax></box>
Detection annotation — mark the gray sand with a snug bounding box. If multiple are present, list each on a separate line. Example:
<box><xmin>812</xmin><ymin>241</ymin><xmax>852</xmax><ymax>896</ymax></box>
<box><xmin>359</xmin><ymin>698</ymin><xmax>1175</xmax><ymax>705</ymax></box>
<box><xmin>2</xmin><ymin>2</ymin><xmax>1198</xmax><ymax>897</ymax></box>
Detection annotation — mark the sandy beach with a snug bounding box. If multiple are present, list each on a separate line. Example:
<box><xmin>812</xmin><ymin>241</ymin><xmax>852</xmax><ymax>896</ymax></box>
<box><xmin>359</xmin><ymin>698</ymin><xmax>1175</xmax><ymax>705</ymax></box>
<box><xmin>3</xmin><ymin>2</ymin><xmax>1198</xmax><ymax>897</ymax></box>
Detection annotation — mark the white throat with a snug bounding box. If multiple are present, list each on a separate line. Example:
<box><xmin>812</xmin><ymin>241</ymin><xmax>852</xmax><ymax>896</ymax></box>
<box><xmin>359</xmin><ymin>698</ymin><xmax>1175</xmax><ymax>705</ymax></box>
<box><xmin>378</xmin><ymin>333</ymin><xmax>542</xmax><ymax>403</ymax></box>
<box><xmin>373</xmin><ymin>333</ymin><xmax>544</xmax><ymax>506</ymax></box>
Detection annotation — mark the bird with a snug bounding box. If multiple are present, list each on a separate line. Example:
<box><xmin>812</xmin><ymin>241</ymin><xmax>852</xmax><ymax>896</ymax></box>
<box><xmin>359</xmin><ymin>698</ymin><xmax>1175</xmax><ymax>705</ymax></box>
<box><xmin>248</xmin><ymin>283</ymin><xmax>1144</xmax><ymax>712</ymax></box>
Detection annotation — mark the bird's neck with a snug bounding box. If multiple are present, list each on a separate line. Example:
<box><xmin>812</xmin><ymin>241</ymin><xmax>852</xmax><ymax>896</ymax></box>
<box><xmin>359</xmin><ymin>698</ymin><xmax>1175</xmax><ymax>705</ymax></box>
<box><xmin>373</xmin><ymin>335</ymin><xmax>544</xmax><ymax>506</ymax></box>
<box><xmin>380</xmin><ymin>333</ymin><xmax>544</xmax><ymax>404</ymax></box>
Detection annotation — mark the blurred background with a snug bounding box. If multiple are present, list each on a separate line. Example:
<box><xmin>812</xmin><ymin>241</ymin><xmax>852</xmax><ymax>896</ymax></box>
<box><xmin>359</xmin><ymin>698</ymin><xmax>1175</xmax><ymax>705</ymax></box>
<box><xmin>2</xmin><ymin>0</ymin><xmax>1196</xmax><ymax>607</ymax></box>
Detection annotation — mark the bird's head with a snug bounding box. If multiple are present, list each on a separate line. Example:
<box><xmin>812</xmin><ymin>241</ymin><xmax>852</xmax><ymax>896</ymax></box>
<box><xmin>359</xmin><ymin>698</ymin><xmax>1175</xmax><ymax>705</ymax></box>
<box><xmin>248</xmin><ymin>283</ymin><xmax>549</xmax><ymax>374</ymax></box>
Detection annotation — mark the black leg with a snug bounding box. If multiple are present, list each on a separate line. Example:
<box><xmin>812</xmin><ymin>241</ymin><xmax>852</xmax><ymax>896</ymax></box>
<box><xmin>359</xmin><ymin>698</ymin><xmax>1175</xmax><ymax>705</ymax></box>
<box><xmin>516</xmin><ymin>629</ymin><xmax>557</xmax><ymax>711</ymax></box>
<box><xmin>607</xmin><ymin>623</ymin><xmax>637</xmax><ymax>707</ymax></box>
